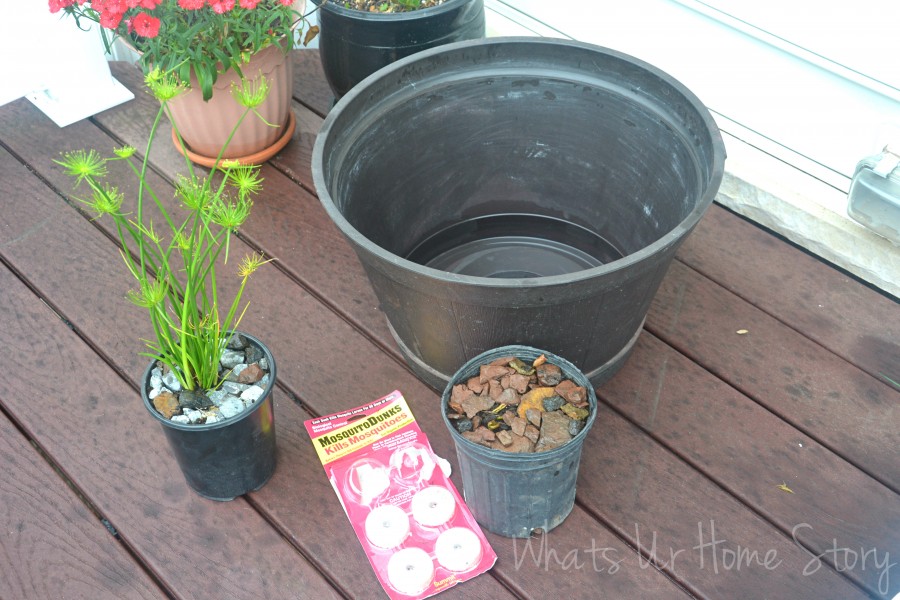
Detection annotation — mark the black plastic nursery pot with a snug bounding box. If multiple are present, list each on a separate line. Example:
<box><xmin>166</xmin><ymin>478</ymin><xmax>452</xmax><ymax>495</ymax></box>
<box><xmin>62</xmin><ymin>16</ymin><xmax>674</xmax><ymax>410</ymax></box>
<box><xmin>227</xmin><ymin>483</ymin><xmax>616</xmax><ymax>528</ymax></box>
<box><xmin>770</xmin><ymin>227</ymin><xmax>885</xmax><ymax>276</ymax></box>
<box><xmin>312</xmin><ymin>37</ymin><xmax>726</xmax><ymax>391</ymax></box>
<box><xmin>311</xmin><ymin>0</ymin><xmax>485</xmax><ymax>98</ymax></box>
<box><xmin>441</xmin><ymin>345</ymin><xmax>597</xmax><ymax>537</ymax></box>
<box><xmin>141</xmin><ymin>332</ymin><xmax>277</xmax><ymax>501</ymax></box>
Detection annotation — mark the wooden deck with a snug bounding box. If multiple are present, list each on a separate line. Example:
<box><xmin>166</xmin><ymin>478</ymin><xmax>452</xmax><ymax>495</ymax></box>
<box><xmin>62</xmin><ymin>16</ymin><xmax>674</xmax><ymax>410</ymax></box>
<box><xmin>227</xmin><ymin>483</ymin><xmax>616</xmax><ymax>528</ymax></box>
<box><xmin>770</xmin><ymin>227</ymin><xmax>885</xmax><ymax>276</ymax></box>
<box><xmin>0</xmin><ymin>50</ymin><xmax>897</xmax><ymax>600</ymax></box>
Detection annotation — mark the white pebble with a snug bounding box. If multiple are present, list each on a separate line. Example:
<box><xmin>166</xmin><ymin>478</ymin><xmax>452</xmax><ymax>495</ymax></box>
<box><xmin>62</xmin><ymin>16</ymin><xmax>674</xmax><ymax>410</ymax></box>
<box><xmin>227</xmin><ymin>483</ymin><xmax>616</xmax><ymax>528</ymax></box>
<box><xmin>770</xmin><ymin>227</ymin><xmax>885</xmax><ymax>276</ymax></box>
<box><xmin>220</xmin><ymin>349</ymin><xmax>245</xmax><ymax>369</ymax></box>
<box><xmin>161</xmin><ymin>371</ymin><xmax>182</xmax><ymax>392</ymax></box>
<box><xmin>221</xmin><ymin>381</ymin><xmax>249</xmax><ymax>395</ymax></box>
<box><xmin>259</xmin><ymin>358</ymin><xmax>269</xmax><ymax>371</ymax></box>
<box><xmin>150</xmin><ymin>368</ymin><xmax>163</xmax><ymax>390</ymax></box>
<box><xmin>219</xmin><ymin>396</ymin><xmax>245</xmax><ymax>419</ymax></box>
<box><xmin>184</xmin><ymin>408</ymin><xmax>204</xmax><ymax>423</ymax></box>
<box><xmin>241</xmin><ymin>386</ymin><xmax>264</xmax><ymax>404</ymax></box>
<box><xmin>171</xmin><ymin>415</ymin><xmax>191</xmax><ymax>424</ymax></box>
<box><xmin>207</xmin><ymin>389</ymin><xmax>229</xmax><ymax>406</ymax></box>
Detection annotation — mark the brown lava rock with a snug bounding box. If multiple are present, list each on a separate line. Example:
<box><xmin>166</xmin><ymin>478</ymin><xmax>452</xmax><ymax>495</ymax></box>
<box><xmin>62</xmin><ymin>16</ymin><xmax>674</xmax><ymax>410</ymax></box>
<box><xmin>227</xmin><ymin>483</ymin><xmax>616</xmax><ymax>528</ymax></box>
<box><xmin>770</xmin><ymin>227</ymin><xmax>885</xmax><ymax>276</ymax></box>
<box><xmin>446</xmin><ymin>354</ymin><xmax>592</xmax><ymax>454</ymax></box>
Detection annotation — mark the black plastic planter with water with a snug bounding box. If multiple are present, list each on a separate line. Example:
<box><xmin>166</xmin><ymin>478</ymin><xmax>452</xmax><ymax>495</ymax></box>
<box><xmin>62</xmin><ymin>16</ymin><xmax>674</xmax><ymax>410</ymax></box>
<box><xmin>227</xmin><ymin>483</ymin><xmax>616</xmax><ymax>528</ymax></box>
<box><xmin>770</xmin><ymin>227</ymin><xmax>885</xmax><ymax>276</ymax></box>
<box><xmin>441</xmin><ymin>345</ymin><xmax>597</xmax><ymax>537</ymax></box>
<box><xmin>311</xmin><ymin>0</ymin><xmax>485</xmax><ymax>99</ymax></box>
<box><xmin>141</xmin><ymin>332</ymin><xmax>277</xmax><ymax>501</ymax></box>
<box><xmin>312</xmin><ymin>37</ymin><xmax>726</xmax><ymax>390</ymax></box>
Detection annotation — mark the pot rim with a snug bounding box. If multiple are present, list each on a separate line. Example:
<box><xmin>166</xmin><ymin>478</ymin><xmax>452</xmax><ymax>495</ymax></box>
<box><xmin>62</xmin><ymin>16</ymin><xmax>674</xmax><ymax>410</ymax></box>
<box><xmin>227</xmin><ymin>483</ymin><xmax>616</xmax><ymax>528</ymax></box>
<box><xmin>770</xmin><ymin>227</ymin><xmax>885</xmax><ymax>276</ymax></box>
<box><xmin>140</xmin><ymin>331</ymin><xmax>277</xmax><ymax>432</ymax></box>
<box><xmin>312</xmin><ymin>36</ymin><xmax>726</xmax><ymax>289</ymax></box>
<box><xmin>312</xmin><ymin>0</ymin><xmax>476</xmax><ymax>21</ymax></box>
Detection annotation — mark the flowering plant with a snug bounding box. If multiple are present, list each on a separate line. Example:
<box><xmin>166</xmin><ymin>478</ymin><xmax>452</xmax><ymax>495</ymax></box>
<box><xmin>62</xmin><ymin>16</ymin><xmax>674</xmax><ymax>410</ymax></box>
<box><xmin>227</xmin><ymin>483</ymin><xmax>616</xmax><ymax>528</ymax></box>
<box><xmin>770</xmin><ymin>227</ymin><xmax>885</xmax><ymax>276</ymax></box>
<box><xmin>55</xmin><ymin>71</ymin><xmax>272</xmax><ymax>391</ymax></box>
<box><xmin>49</xmin><ymin>0</ymin><xmax>308</xmax><ymax>100</ymax></box>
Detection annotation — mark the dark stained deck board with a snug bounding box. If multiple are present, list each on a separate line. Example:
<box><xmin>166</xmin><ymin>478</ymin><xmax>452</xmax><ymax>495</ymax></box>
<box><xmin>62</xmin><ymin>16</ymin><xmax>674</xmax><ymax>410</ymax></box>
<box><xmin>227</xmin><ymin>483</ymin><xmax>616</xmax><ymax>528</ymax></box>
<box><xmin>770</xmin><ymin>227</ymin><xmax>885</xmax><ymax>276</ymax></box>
<box><xmin>0</xmin><ymin>50</ymin><xmax>895</xmax><ymax>600</ymax></box>
<box><xmin>679</xmin><ymin>207</ymin><xmax>900</xmax><ymax>382</ymax></box>
<box><xmin>0</xmin><ymin>407</ymin><xmax>166</xmax><ymax>600</ymax></box>
<box><xmin>0</xmin><ymin>111</ymin><xmax>693</xmax><ymax>599</ymax></box>
<box><xmin>648</xmin><ymin>261</ymin><xmax>899</xmax><ymax>490</ymax></box>
<box><xmin>595</xmin><ymin>332</ymin><xmax>898</xmax><ymax>597</ymax></box>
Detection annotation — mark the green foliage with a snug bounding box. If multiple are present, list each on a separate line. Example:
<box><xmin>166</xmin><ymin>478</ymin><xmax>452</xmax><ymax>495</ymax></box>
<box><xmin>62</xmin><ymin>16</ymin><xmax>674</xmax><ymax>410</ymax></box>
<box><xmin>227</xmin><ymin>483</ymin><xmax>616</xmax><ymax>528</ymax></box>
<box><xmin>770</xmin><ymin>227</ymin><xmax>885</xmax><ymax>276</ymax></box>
<box><xmin>55</xmin><ymin>70</ymin><xmax>273</xmax><ymax>391</ymax></box>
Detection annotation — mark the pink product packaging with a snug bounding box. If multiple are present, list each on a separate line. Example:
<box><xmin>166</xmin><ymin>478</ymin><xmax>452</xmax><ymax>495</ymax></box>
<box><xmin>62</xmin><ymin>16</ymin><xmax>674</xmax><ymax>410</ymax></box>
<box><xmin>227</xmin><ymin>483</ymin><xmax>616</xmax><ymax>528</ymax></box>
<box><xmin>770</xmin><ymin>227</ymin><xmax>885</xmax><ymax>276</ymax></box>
<box><xmin>305</xmin><ymin>390</ymin><xmax>497</xmax><ymax>599</ymax></box>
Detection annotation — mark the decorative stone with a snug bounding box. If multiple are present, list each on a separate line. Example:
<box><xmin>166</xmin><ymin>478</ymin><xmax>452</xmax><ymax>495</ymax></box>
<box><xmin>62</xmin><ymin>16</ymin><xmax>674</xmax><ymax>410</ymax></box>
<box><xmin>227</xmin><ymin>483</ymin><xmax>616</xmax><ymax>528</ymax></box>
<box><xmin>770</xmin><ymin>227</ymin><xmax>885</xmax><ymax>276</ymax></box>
<box><xmin>178</xmin><ymin>389</ymin><xmax>213</xmax><ymax>410</ymax></box>
<box><xmin>150</xmin><ymin>367</ymin><xmax>164</xmax><ymax>391</ymax></box>
<box><xmin>219</xmin><ymin>396</ymin><xmax>245</xmax><ymax>419</ymax></box>
<box><xmin>184</xmin><ymin>408</ymin><xmax>204</xmax><ymax>424</ymax></box>
<box><xmin>171</xmin><ymin>415</ymin><xmax>191</xmax><ymax>424</ymax></box>
<box><xmin>503</xmin><ymin>413</ymin><xmax>527</xmax><ymax>437</ymax></box>
<box><xmin>220</xmin><ymin>349</ymin><xmax>245</xmax><ymax>370</ymax></box>
<box><xmin>161</xmin><ymin>371</ymin><xmax>182</xmax><ymax>393</ymax></box>
<box><xmin>237</xmin><ymin>363</ymin><xmax>264</xmax><ymax>384</ymax></box>
<box><xmin>555</xmin><ymin>380</ymin><xmax>588</xmax><ymax>407</ymax></box>
<box><xmin>536</xmin><ymin>363</ymin><xmax>563</xmax><ymax>386</ymax></box>
<box><xmin>561</xmin><ymin>403</ymin><xmax>590</xmax><ymax>421</ymax></box>
<box><xmin>258</xmin><ymin>357</ymin><xmax>269</xmax><ymax>371</ymax></box>
<box><xmin>153</xmin><ymin>391</ymin><xmax>180</xmax><ymax>419</ymax></box>
<box><xmin>525</xmin><ymin>408</ymin><xmax>542</xmax><ymax>428</ymax></box>
<box><xmin>461</xmin><ymin>428</ymin><xmax>495</xmax><ymax>447</ymax></box>
<box><xmin>244</xmin><ymin>346</ymin><xmax>264</xmax><ymax>365</ymax></box>
<box><xmin>496</xmin><ymin>430</ymin><xmax>513</xmax><ymax>446</ymax></box>
<box><xmin>541</xmin><ymin>394</ymin><xmax>565</xmax><ymax>412</ymax></box>
<box><xmin>496</xmin><ymin>387</ymin><xmax>520</xmax><ymax>406</ymax></box>
<box><xmin>524</xmin><ymin>424</ymin><xmax>540</xmax><ymax>444</ymax></box>
<box><xmin>517</xmin><ymin>387</ymin><xmax>555</xmax><ymax>419</ymax></box>
<box><xmin>509</xmin><ymin>373</ymin><xmax>531</xmax><ymax>394</ymax></box>
<box><xmin>536</xmin><ymin>411</ymin><xmax>573</xmax><ymax>452</ymax></box>
<box><xmin>465</xmin><ymin>376</ymin><xmax>484</xmax><ymax>394</ymax></box>
<box><xmin>221</xmin><ymin>381</ymin><xmax>250</xmax><ymax>395</ymax></box>
<box><xmin>148</xmin><ymin>387</ymin><xmax>161</xmax><ymax>401</ymax></box>
<box><xmin>491</xmin><ymin>433</ymin><xmax>533</xmax><ymax>453</ymax></box>
<box><xmin>461</xmin><ymin>395</ymin><xmax>494</xmax><ymax>418</ymax></box>
<box><xmin>450</xmin><ymin>384</ymin><xmax>475</xmax><ymax>413</ymax></box>
<box><xmin>241</xmin><ymin>385</ymin><xmax>264</xmax><ymax>404</ymax></box>
<box><xmin>567</xmin><ymin>418</ymin><xmax>585</xmax><ymax>437</ymax></box>
<box><xmin>226</xmin><ymin>333</ymin><xmax>248</xmax><ymax>350</ymax></box>
<box><xmin>207</xmin><ymin>389</ymin><xmax>229</xmax><ymax>406</ymax></box>
<box><xmin>479</xmin><ymin>364</ymin><xmax>511</xmax><ymax>383</ymax></box>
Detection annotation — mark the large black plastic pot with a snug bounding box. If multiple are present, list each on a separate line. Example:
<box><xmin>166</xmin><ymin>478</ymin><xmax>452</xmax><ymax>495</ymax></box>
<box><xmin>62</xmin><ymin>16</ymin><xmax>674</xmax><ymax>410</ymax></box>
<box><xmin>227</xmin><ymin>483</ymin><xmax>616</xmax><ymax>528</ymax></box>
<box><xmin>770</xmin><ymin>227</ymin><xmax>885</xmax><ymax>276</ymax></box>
<box><xmin>312</xmin><ymin>37</ymin><xmax>726</xmax><ymax>390</ymax></box>
<box><xmin>441</xmin><ymin>345</ymin><xmax>597</xmax><ymax>537</ymax></box>
<box><xmin>141</xmin><ymin>332</ymin><xmax>277</xmax><ymax>501</ymax></box>
<box><xmin>311</xmin><ymin>0</ymin><xmax>485</xmax><ymax>98</ymax></box>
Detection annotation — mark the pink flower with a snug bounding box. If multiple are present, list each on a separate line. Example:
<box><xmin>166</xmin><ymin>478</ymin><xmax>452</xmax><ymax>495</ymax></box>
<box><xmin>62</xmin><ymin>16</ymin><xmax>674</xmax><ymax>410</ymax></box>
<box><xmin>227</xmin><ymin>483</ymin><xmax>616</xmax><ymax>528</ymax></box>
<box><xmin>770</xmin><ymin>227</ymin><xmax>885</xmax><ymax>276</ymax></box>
<box><xmin>131</xmin><ymin>11</ymin><xmax>161</xmax><ymax>37</ymax></box>
<box><xmin>279</xmin><ymin>0</ymin><xmax>292</xmax><ymax>5</ymax></box>
<box><xmin>178</xmin><ymin>0</ymin><xmax>205</xmax><ymax>8</ymax></box>
<box><xmin>99</xmin><ymin>9</ymin><xmax>124</xmax><ymax>27</ymax></box>
<box><xmin>209</xmin><ymin>0</ymin><xmax>235</xmax><ymax>13</ymax></box>
<box><xmin>239</xmin><ymin>0</ymin><xmax>260</xmax><ymax>8</ymax></box>
<box><xmin>48</xmin><ymin>0</ymin><xmax>77</xmax><ymax>13</ymax></box>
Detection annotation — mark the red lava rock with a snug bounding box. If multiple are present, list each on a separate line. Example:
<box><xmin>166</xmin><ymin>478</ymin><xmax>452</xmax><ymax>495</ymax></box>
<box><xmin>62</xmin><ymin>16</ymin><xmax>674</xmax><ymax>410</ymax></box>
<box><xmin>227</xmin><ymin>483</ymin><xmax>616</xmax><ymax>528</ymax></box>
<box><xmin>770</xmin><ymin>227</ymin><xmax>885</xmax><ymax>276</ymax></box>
<box><xmin>524</xmin><ymin>424</ymin><xmax>540</xmax><ymax>444</ymax></box>
<box><xmin>505</xmin><ymin>413</ymin><xmax>527</xmax><ymax>437</ymax></box>
<box><xmin>494</xmin><ymin>433</ymin><xmax>534</xmax><ymax>453</ymax></box>
<box><xmin>496</xmin><ymin>430</ymin><xmax>513</xmax><ymax>446</ymax></box>
<box><xmin>509</xmin><ymin>373</ymin><xmax>531</xmax><ymax>393</ymax></box>
<box><xmin>153</xmin><ymin>391</ymin><xmax>180</xmax><ymax>419</ymax></box>
<box><xmin>488</xmin><ymin>356</ymin><xmax>515</xmax><ymax>367</ymax></box>
<box><xmin>489</xmin><ymin>379</ymin><xmax>503</xmax><ymax>400</ymax></box>
<box><xmin>536</xmin><ymin>363</ymin><xmax>563</xmax><ymax>386</ymax></box>
<box><xmin>555</xmin><ymin>379</ymin><xmax>588</xmax><ymax>407</ymax></box>
<box><xmin>466</xmin><ymin>376</ymin><xmax>484</xmax><ymax>394</ymax></box>
<box><xmin>496</xmin><ymin>387</ymin><xmax>520</xmax><ymax>406</ymax></box>
<box><xmin>462</xmin><ymin>395</ymin><xmax>495</xmax><ymax>418</ymax></box>
<box><xmin>536</xmin><ymin>411</ymin><xmax>573</xmax><ymax>451</ymax></box>
<box><xmin>525</xmin><ymin>408</ymin><xmax>542</xmax><ymax>428</ymax></box>
<box><xmin>480</xmin><ymin>364</ymin><xmax>511</xmax><ymax>383</ymax></box>
<box><xmin>462</xmin><ymin>428</ymin><xmax>496</xmax><ymax>447</ymax></box>
<box><xmin>237</xmin><ymin>363</ymin><xmax>264</xmax><ymax>384</ymax></box>
<box><xmin>450</xmin><ymin>384</ymin><xmax>475</xmax><ymax>413</ymax></box>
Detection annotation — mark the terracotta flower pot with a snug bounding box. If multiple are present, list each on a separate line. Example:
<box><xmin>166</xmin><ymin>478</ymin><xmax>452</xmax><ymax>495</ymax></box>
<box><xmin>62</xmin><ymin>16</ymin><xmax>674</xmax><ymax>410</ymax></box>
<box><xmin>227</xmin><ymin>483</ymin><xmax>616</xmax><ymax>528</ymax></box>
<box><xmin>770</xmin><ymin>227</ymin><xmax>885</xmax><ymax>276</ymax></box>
<box><xmin>166</xmin><ymin>40</ymin><xmax>295</xmax><ymax>165</ymax></box>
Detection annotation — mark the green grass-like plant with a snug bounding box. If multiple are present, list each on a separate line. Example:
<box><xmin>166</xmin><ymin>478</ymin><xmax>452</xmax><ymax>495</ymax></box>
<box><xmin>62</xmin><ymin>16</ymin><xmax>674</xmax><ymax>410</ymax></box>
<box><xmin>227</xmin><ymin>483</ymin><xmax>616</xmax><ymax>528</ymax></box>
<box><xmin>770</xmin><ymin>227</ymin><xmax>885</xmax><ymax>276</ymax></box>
<box><xmin>56</xmin><ymin>70</ymin><xmax>272</xmax><ymax>391</ymax></box>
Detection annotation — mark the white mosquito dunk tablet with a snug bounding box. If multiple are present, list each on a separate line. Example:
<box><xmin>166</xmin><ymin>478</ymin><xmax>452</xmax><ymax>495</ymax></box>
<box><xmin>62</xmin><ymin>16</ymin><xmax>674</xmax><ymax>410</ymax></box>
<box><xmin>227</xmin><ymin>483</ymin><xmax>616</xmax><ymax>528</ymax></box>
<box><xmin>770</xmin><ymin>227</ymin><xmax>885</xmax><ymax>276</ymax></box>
<box><xmin>434</xmin><ymin>527</ymin><xmax>483</xmax><ymax>572</ymax></box>
<box><xmin>387</xmin><ymin>547</ymin><xmax>434</xmax><ymax>596</ymax></box>
<box><xmin>410</xmin><ymin>485</ymin><xmax>456</xmax><ymax>527</ymax></box>
<box><xmin>350</xmin><ymin>462</ymin><xmax>391</xmax><ymax>505</ymax></box>
<box><xmin>364</xmin><ymin>504</ymin><xmax>410</xmax><ymax>549</ymax></box>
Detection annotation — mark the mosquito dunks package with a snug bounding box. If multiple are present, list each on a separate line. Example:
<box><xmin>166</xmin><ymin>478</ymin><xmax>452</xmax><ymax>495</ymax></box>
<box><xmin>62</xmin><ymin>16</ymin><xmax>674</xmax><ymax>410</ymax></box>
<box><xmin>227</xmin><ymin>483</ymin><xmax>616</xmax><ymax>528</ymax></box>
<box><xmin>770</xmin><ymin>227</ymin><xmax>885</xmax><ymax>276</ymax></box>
<box><xmin>305</xmin><ymin>391</ymin><xmax>497</xmax><ymax>599</ymax></box>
